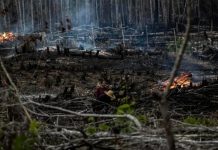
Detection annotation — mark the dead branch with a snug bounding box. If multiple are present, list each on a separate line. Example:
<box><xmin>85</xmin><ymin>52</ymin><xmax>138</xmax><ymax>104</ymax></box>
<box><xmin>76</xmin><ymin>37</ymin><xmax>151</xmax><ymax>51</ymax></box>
<box><xmin>27</xmin><ymin>99</ymin><xmax>142</xmax><ymax>130</ymax></box>
<box><xmin>0</xmin><ymin>57</ymin><xmax>32</xmax><ymax>122</ymax></box>
<box><xmin>160</xmin><ymin>0</ymin><xmax>192</xmax><ymax>149</ymax></box>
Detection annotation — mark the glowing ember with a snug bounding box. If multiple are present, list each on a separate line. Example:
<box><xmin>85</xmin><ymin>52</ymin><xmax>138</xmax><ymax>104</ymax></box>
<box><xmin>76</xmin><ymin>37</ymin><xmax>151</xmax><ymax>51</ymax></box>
<box><xmin>0</xmin><ymin>32</ymin><xmax>15</xmax><ymax>43</ymax></box>
<box><xmin>162</xmin><ymin>72</ymin><xmax>192</xmax><ymax>90</ymax></box>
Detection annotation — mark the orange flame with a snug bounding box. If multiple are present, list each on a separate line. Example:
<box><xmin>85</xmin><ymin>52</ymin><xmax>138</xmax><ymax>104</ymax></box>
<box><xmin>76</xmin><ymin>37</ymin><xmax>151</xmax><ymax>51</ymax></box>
<box><xmin>0</xmin><ymin>32</ymin><xmax>15</xmax><ymax>43</ymax></box>
<box><xmin>162</xmin><ymin>72</ymin><xmax>192</xmax><ymax>90</ymax></box>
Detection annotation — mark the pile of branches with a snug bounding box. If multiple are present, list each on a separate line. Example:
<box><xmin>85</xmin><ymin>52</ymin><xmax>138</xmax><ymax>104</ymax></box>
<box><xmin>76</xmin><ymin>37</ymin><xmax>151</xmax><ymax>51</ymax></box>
<box><xmin>193</xmin><ymin>47</ymin><xmax>218</xmax><ymax>61</ymax></box>
<box><xmin>168</xmin><ymin>81</ymin><xmax>218</xmax><ymax>115</ymax></box>
<box><xmin>1</xmin><ymin>78</ymin><xmax>218</xmax><ymax>150</ymax></box>
<box><xmin>2</xmin><ymin>94</ymin><xmax>218</xmax><ymax>149</ymax></box>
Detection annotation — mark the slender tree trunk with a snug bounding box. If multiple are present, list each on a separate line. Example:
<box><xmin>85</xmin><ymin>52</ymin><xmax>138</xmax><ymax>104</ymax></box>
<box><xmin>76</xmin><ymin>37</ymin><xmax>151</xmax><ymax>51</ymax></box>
<box><xmin>154</xmin><ymin>0</ymin><xmax>159</xmax><ymax>24</ymax></box>
<box><xmin>30</xmin><ymin>0</ymin><xmax>34</xmax><ymax>32</ymax></box>
<box><xmin>49</xmin><ymin>0</ymin><xmax>52</xmax><ymax>32</ymax></box>
<box><xmin>150</xmin><ymin>0</ymin><xmax>154</xmax><ymax>24</ymax></box>
<box><xmin>115</xmin><ymin>0</ymin><xmax>119</xmax><ymax>27</ymax></box>
<box><xmin>177</xmin><ymin>0</ymin><xmax>181</xmax><ymax>18</ymax></box>
<box><xmin>22</xmin><ymin>0</ymin><xmax>25</xmax><ymax>32</ymax></box>
<box><xmin>17</xmin><ymin>0</ymin><xmax>23</xmax><ymax>32</ymax></box>
<box><xmin>172</xmin><ymin>0</ymin><xmax>175</xmax><ymax>25</ymax></box>
<box><xmin>60</xmin><ymin>0</ymin><xmax>63</xmax><ymax>22</ymax></box>
<box><xmin>111</xmin><ymin>0</ymin><xmax>114</xmax><ymax>27</ymax></box>
<box><xmin>168</xmin><ymin>0</ymin><xmax>173</xmax><ymax>27</ymax></box>
<box><xmin>197</xmin><ymin>0</ymin><xmax>201</xmax><ymax>33</ymax></box>
<box><xmin>210</xmin><ymin>0</ymin><xmax>214</xmax><ymax>31</ymax></box>
<box><xmin>161</xmin><ymin>0</ymin><xmax>168</xmax><ymax>29</ymax></box>
<box><xmin>95</xmin><ymin>0</ymin><xmax>99</xmax><ymax>27</ymax></box>
<box><xmin>15</xmin><ymin>0</ymin><xmax>19</xmax><ymax>32</ymax></box>
<box><xmin>1</xmin><ymin>0</ymin><xmax>7</xmax><ymax>30</ymax></box>
<box><xmin>121</xmin><ymin>0</ymin><xmax>125</xmax><ymax>26</ymax></box>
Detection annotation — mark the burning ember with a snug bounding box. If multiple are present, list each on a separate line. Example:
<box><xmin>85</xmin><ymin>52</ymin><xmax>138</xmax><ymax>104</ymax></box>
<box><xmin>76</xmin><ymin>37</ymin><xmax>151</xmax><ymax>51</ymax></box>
<box><xmin>0</xmin><ymin>32</ymin><xmax>15</xmax><ymax>43</ymax></box>
<box><xmin>161</xmin><ymin>72</ymin><xmax>192</xmax><ymax>90</ymax></box>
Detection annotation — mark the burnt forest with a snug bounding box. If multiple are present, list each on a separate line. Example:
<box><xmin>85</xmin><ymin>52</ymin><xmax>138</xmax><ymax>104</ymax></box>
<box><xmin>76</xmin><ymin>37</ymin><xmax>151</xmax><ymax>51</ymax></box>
<box><xmin>0</xmin><ymin>0</ymin><xmax>218</xmax><ymax>150</ymax></box>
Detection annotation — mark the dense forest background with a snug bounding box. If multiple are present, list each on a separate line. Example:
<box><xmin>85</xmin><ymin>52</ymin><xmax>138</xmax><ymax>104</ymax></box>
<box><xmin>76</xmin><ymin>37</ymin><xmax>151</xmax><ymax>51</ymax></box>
<box><xmin>0</xmin><ymin>0</ymin><xmax>218</xmax><ymax>33</ymax></box>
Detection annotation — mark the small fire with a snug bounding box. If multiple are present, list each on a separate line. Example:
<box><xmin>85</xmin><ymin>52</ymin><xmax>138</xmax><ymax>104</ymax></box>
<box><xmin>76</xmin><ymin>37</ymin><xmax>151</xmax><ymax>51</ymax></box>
<box><xmin>162</xmin><ymin>72</ymin><xmax>192</xmax><ymax>90</ymax></box>
<box><xmin>0</xmin><ymin>32</ymin><xmax>15</xmax><ymax>43</ymax></box>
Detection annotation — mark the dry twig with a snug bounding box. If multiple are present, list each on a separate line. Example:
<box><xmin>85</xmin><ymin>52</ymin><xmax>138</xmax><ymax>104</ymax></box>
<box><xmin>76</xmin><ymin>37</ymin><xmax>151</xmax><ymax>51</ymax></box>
<box><xmin>28</xmin><ymin>99</ymin><xmax>142</xmax><ymax>130</ymax></box>
<box><xmin>0</xmin><ymin>57</ymin><xmax>32</xmax><ymax>122</ymax></box>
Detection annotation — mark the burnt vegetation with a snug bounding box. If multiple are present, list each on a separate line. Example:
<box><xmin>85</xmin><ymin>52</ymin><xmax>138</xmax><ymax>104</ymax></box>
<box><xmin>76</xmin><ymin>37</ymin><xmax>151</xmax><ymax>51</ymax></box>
<box><xmin>0</xmin><ymin>0</ymin><xmax>218</xmax><ymax>150</ymax></box>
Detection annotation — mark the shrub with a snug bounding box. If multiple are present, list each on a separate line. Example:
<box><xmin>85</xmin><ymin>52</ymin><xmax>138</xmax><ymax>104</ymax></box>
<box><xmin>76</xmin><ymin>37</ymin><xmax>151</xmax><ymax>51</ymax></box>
<box><xmin>183</xmin><ymin>116</ymin><xmax>218</xmax><ymax>126</ymax></box>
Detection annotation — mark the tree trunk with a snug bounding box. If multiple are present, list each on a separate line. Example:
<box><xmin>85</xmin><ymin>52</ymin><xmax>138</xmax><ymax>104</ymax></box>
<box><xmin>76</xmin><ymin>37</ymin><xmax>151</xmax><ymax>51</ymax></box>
<box><xmin>210</xmin><ymin>0</ymin><xmax>214</xmax><ymax>31</ymax></box>
<box><xmin>198</xmin><ymin>0</ymin><xmax>201</xmax><ymax>32</ymax></box>
<box><xmin>150</xmin><ymin>0</ymin><xmax>154</xmax><ymax>24</ymax></box>
<box><xmin>168</xmin><ymin>0</ymin><xmax>173</xmax><ymax>27</ymax></box>
<box><xmin>154</xmin><ymin>0</ymin><xmax>159</xmax><ymax>24</ymax></box>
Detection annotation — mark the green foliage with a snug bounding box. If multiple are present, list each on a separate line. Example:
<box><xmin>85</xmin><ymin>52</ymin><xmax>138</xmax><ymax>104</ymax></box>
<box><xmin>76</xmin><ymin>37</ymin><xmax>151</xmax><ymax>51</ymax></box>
<box><xmin>12</xmin><ymin>135</ymin><xmax>35</xmax><ymax>150</ymax></box>
<box><xmin>116</xmin><ymin>104</ymin><xmax>134</xmax><ymax>115</ymax></box>
<box><xmin>167</xmin><ymin>37</ymin><xmax>192</xmax><ymax>53</ymax></box>
<box><xmin>167</xmin><ymin>37</ymin><xmax>183</xmax><ymax>52</ymax></box>
<box><xmin>116</xmin><ymin>104</ymin><xmax>149</xmax><ymax>133</ymax></box>
<box><xmin>85</xmin><ymin>103</ymin><xmax>148</xmax><ymax>135</ymax></box>
<box><xmin>183</xmin><ymin>116</ymin><xmax>218</xmax><ymax>126</ymax></box>
<box><xmin>137</xmin><ymin>115</ymin><xmax>148</xmax><ymax>124</ymax></box>
<box><xmin>98</xmin><ymin>123</ymin><xmax>110</xmax><ymax>132</ymax></box>
<box><xmin>177</xmin><ymin>37</ymin><xmax>183</xmax><ymax>48</ymax></box>
<box><xmin>85</xmin><ymin>117</ymin><xmax>97</xmax><ymax>135</ymax></box>
<box><xmin>85</xmin><ymin>117</ymin><xmax>110</xmax><ymax>135</ymax></box>
<box><xmin>115</xmin><ymin>104</ymin><xmax>136</xmax><ymax>133</ymax></box>
<box><xmin>29</xmin><ymin>120</ymin><xmax>41</xmax><ymax>135</ymax></box>
<box><xmin>87</xmin><ymin>117</ymin><xmax>95</xmax><ymax>123</ymax></box>
<box><xmin>11</xmin><ymin>120</ymin><xmax>41</xmax><ymax>150</ymax></box>
<box><xmin>85</xmin><ymin>126</ymin><xmax>97</xmax><ymax>135</ymax></box>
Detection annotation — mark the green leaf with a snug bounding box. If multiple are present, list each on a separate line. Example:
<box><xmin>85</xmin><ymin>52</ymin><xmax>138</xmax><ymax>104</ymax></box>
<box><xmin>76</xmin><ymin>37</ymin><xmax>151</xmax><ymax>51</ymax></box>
<box><xmin>98</xmin><ymin>123</ymin><xmax>110</xmax><ymax>132</ymax></box>
<box><xmin>88</xmin><ymin>117</ymin><xmax>95</xmax><ymax>123</ymax></box>
<box><xmin>12</xmin><ymin>135</ymin><xmax>33</xmax><ymax>150</ymax></box>
<box><xmin>86</xmin><ymin>126</ymin><xmax>97</xmax><ymax>135</ymax></box>
<box><xmin>183</xmin><ymin>116</ymin><xmax>218</xmax><ymax>127</ymax></box>
<box><xmin>29</xmin><ymin>120</ymin><xmax>40</xmax><ymax>135</ymax></box>
<box><xmin>116</xmin><ymin>104</ymin><xmax>133</xmax><ymax>115</ymax></box>
<box><xmin>0</xmin><ymin>144</ymin><xmax>3</xmax><ymax>150</ymax></box>
<box><xmin>137</xmin><ymin>115</ymin><xmax>148</xmax><ymax>124</ymax></box>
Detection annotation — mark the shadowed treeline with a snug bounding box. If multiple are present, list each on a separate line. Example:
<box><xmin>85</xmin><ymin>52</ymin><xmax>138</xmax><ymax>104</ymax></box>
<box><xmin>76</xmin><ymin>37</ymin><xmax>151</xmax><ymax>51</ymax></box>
<box><xmin>0</xmin><ymin>0</ymin><xmax>217</xmax><ymax>33</ymax></box>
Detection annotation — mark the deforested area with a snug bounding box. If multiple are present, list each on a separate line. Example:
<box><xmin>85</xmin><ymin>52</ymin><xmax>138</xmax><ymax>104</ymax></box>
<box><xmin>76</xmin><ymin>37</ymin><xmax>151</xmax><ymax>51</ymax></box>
<box><xmin>0</xmin><ymin>0</ymin><xmax>218</xmax><ymax>150</ymax></box>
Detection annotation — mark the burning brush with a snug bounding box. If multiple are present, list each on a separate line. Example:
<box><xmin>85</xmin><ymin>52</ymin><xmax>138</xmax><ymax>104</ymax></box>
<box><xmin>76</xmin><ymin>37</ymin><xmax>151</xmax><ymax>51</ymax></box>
<box><xmin>160</xmin><ymin>72</ymin><xmax>192</xmax><ymax>90</ymax></box>
<box><xmin>0</xmin><ymin>32</ymin><xmax>15</xmax><ymax>43</ymax></box>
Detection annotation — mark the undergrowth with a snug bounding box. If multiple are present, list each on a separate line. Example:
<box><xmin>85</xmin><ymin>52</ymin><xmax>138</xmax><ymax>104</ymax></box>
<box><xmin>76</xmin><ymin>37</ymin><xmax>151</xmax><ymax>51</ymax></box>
<box><xmin>183</xmin><ymin>116</ymin><xmax>218</xmax><ymax>127</ymax></box>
